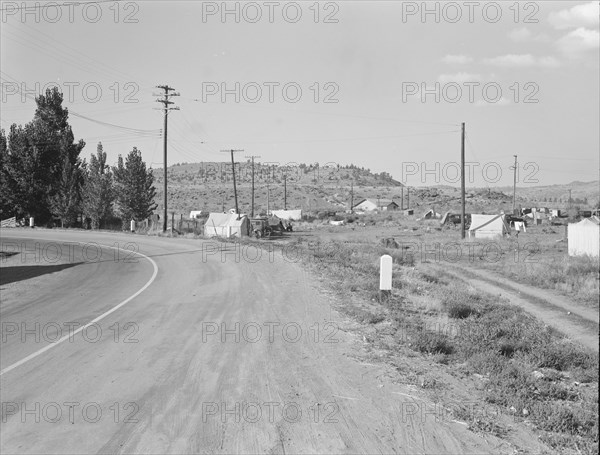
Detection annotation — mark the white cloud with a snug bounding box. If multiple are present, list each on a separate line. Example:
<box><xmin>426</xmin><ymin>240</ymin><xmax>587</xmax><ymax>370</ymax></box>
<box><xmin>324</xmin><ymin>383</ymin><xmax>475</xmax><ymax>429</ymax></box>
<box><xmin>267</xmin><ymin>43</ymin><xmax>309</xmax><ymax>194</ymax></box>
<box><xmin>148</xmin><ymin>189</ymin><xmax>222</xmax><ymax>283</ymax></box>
<box><xmin>483</xmin><ymin>54</ymin><xmax>560</xmax><ymax>68</ymax></box>
<box><xmin>441</xmin><ymin>54</ymin><xmax>473</xmax><ymax>65</ymax></box>
<box><xmin>507</xmin><ymin>27</ymin><xmax>551</xmax><ymax>43</ymax></box>
<box><xmin>557</xmin><ymin>27</ymin><xmax>600</xmax><ymax>56</ymax></box>
<box><xmin>437</xmin><ymin>72</ymin><xmax>481</xmax><ymax>84</ymax></box>
<box><xmin>548</xmin><ymin>2</ymin><xmax>600</xmax><ymax>30</ymax></box>
<box><xmin>484</xmin><ymin>54</ymin><xmax>536</xmax><ymax>67</ymax></box>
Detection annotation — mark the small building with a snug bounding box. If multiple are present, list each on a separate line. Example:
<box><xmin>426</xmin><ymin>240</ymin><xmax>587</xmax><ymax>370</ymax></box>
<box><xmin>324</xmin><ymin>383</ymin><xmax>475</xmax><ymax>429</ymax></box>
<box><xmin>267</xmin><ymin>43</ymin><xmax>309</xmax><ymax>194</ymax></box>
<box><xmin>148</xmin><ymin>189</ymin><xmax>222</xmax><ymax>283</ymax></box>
<box><xmin>468</xmin><ymin>214</ymin><xmax>510</xmax><ymax>239</ymax></box>
<box><xmin>568</xmin><ymin>218</ymin><xmax>599</xmax><ymax>258</ymax></box>
<box><xmin>204</xmin><ymin>213</ymin><xmax>250</xmax><ymax>238</ymax></box>
<box><xmin>382</xmin><ymin>200</ymin><xmax>399</xmax><ymax>211</ymax></box>
<box><xmin>189</xmin><ymin>210</ymin><xmax>203</xmax><ymax>219</ymax></box>
<box><xmin>403</xmin><ymin>209</ymin><xmax>414</xmax><ymax>216</ymax></box>
<box><xmin>551</xmin><ymin>209</ymin><xmax>561</xmax><ymax>217</ymax></box>
<box><xmin>352</xmin><ymin>199</ymin><xmax>398</xmax><ymax>212</ymax></box>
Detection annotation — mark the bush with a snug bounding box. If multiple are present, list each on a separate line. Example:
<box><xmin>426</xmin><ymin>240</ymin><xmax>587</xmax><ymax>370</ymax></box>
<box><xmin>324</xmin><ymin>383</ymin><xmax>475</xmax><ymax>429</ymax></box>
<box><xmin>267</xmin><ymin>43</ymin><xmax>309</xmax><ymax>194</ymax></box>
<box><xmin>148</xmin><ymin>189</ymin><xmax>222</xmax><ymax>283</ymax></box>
<box><xmin>412</xmin><ymin>330</ymin><xmax>454</xmax><ymax>355</ymax></box>
<box><xmin>446</xmin><ymin>302</ymin><xmax>479</xmax><ymax>319</ymax></box>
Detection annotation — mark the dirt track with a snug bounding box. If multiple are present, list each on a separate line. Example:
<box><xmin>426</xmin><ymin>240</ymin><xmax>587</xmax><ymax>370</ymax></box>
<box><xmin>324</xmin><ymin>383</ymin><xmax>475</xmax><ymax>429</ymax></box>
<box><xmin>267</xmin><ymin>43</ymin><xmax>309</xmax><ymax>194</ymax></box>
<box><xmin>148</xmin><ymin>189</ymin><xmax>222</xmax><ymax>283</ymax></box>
<box><xmin>1</xmin><ymin>229</ymin><xmax>549</xmax><ymax>454</ymax></box>
<box><xmin>439</xmin><ymin>263</ymin><xmax>599</xmax><ymax>353</ymax></box>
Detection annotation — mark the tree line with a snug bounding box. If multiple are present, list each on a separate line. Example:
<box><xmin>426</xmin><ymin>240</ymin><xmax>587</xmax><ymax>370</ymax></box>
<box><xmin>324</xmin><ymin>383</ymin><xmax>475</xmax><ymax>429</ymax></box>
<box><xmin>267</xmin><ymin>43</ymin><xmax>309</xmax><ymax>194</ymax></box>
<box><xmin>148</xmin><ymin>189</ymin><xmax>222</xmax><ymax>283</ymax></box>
<box><xmin>0</xmin><ymin>88</ymin><xmax>157</xmax><ymax>229</ymax></box>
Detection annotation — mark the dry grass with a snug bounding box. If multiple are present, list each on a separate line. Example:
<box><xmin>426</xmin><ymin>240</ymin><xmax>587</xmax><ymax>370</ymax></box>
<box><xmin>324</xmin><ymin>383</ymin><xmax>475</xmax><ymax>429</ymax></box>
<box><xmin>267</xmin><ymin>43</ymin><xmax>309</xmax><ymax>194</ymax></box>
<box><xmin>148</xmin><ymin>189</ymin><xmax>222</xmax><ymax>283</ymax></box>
<box><xmin>288</xmin><ymin>234</ymin><xmax>598</xmax><ymax>454</ymax></box>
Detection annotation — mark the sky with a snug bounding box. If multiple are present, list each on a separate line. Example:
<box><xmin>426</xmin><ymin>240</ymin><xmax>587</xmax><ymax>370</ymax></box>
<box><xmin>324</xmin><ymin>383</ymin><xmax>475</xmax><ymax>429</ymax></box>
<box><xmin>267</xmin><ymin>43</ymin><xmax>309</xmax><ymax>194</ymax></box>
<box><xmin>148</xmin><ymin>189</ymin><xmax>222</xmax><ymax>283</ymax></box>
<box><xmin>1</xmin><ymin>0</ymin><xmax>599</xmax><ymax>188</ymax></box>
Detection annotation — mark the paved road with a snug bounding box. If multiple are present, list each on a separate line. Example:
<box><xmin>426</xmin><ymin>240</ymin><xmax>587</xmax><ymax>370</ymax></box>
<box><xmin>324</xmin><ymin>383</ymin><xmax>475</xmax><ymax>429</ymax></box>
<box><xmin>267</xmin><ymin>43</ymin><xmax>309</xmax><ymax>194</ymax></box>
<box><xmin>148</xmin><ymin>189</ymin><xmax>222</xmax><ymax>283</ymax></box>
<box><xmin>0</xmin><ymin>229</ymin><xmax>544</xmax><ymax>454</ymax></box>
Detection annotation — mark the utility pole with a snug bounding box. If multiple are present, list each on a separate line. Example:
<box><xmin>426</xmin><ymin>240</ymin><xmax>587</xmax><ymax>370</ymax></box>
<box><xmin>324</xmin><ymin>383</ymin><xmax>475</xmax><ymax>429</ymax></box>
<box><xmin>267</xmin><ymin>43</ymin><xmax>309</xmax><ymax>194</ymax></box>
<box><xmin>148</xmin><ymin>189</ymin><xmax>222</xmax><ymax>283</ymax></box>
<box><xmin>266</xmin><ymin>184</ymin><xmax>270</xmax><ymax>216</ymax></box>
<box><xmin>461</xmin><ymin>122</ymin><xmax>466</xmax><ymax>239</ymax></box>
<box><xmin>350</xmin><ymin>180</ymin><xmax>354</xmax><ymax>213</ymax></box>
<box><xmin>406</xmin><ymin>187</ymin><xmax>410</xmax><ymax>209</ymax></box>
<box><xmin>511</xmin><ymin>154</ymin><xmax>518</xmax><ymax>214</ymax></box>
<box><xmin>245</xmin><ymin>154</ymin><xmax>260</xmax><ymax>217</ymax></box>
<box><xmin>401</xmin><ymin>185</ymin><xmax>404</xmax><ymax>210</ymax></box>
<box><xmin>221</xmin><ymin>149</ymin><xmax>244</xmax><ymax>217</ymax></box>
<box><xmin>154</xmin><ymin>85</ymin><xmax>179</xmax><ymax>232</ymax></box>
<box><xmin>283</xmin><ymin>174</ymin><xmax>287</xmax><ymax>210</ymax></box>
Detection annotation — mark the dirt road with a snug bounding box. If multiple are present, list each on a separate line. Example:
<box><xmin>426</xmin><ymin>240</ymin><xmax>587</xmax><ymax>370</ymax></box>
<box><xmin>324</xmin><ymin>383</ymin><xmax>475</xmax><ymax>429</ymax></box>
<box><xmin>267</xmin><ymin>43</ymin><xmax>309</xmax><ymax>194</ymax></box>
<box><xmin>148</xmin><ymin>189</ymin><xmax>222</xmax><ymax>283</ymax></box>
<box><xmin>439</xmin><ymin>263</ymin><xmax>599</xmax><ymax>353</ymax></box>
<box><xmin>1</xmin><ymin>229</ymin><xmax>547</xmax><ymax>454</ymax></box>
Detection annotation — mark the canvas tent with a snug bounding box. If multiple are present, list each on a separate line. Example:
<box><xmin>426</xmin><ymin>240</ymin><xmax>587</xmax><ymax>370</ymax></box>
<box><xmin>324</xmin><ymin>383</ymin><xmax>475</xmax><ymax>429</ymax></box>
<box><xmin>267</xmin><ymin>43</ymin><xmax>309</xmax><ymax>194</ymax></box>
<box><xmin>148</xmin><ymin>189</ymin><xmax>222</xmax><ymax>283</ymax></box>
<box><xmin>468</xmin><ymin>214</ymin><xmax>510</xmax><ymax>239</ymax></box>
<box><xmin>204</xmin><ymin>213</ymin><xmax>250</xmax><ymax>238</ymax></box>
<box><xmin>352</xmin><ymin>199</ymin><xmax>378</xmax><ymax>211</ymax></box>
<box><xmin>421</xmin><ymin>209</ymin><xmax>441</xmax><ymax>220</ymax></box>
<box><xmin>270</xmin><ymin>209</ymin><xmax>302</xmax><ymax>221</ymax></box>
<box><xmin>568</xmin><ymin>218</ymin><xmax>599</xmax><ymax>258</ymax></box>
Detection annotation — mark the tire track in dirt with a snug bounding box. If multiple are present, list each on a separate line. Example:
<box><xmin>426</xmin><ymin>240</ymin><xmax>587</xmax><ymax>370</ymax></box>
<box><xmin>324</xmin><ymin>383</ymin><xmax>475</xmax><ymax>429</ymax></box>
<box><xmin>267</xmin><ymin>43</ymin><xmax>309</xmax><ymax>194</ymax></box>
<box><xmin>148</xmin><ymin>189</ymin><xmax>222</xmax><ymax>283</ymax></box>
<box><xmin>439</xmin><ymin>263</ymin><xmax>599</xmax><ymax>352</ymax></box>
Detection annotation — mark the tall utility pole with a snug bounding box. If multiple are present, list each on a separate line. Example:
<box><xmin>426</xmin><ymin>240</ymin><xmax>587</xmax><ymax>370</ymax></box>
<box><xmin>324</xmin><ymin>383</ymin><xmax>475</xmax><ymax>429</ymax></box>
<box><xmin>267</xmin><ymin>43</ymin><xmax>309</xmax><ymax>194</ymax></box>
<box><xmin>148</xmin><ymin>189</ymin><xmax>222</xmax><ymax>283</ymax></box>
<box><xmin>221</xmin><ymin>149</ymin><xmax>244</xmax><ymax>216</ymax></box>
<box><xmin>266</xmin><ymin>184</ymin><xmax>270</xmax><ymax>216</ymax></box>
<box><xmin>283</xmin><ymin>174</ymin><xmax>287</xmax><ymax>210</ymax></box>
<box><xmin>511</xmin><ymin>155</ymin><xmax>518</xmax><ymax>214</ymax></box>
<box><xmin>461</xmin><ymin>122</ymin><xmax>466</xmax><ymax>239</ymax></box>
<box><xmin>350</xmin><ymin>180</ymin><xmax>354</xmax><ymax>213</ymax></box>
<box><xmin>401</xmin><ymin>185</ymin><xmax>404</xmax><ymax>210</ymax></box>
<box><xmin>154</xmin><ymin>85</ymin><xmax>179</xmax><ymax>232</ymax></box>
<box><xmin>245</xmin><ymin>155</ymin><xmax>260</xmax><ymax>217</ymax></box>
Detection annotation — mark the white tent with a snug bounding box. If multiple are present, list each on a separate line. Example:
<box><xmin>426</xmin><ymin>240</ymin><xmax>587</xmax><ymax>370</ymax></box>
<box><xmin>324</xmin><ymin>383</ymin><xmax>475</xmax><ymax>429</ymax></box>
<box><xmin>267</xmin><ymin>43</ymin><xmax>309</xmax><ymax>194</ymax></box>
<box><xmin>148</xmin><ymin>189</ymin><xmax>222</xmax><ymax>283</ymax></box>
<box><xmin>421</xmin><ymin>209</ymin><xmax>441</xmax><ymax>220</ymax></box>
<box><xmin>270</xmin><ymin>209</ymin><xmax>302</xmax><ymax>221</ymax></box>
<box><xmin>204</xmin><ymin>213</ymin><xmax>250</xmax><ymax>238</ymax></box>
<box><xmin>568</xmin><ymin>218</ymin><xmax>599</xmax><ymax>258</ymax></box>
<box><xmin>468</xmin><ymin>214</ymin><xmax>509</xmax><ymax>239</ymax></box>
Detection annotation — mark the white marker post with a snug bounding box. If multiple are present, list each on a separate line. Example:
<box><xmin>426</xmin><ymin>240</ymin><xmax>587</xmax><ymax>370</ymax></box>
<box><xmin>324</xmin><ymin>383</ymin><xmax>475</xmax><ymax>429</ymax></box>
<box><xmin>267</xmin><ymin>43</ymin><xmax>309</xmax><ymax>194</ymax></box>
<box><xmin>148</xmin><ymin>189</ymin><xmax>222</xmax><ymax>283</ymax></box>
<box><xmin>379</xmin><ymin>254</ymin><xmax>392</xmax><ymax>301</ymax></box>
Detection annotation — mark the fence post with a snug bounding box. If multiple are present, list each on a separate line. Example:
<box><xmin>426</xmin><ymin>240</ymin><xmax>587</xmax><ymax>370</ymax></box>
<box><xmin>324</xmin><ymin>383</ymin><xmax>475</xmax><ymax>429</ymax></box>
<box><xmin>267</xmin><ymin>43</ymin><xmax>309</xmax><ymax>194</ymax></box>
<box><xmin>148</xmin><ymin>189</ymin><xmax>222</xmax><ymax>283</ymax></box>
<box><xmin>379</xmin><ymin>254</ymin><xmax>392</xmax><ymax>302</ymax></box>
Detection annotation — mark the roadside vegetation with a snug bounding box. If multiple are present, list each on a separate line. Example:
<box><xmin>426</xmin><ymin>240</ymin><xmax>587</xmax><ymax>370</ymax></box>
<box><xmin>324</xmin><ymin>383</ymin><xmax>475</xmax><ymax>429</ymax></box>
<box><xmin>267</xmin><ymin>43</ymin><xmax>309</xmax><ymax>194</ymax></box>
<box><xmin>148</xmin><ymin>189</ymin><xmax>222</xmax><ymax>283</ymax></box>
<box><xmin>285</xmin><ymin>234</ymin><xmax>599</xmax><ymax>454</ymax></box>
